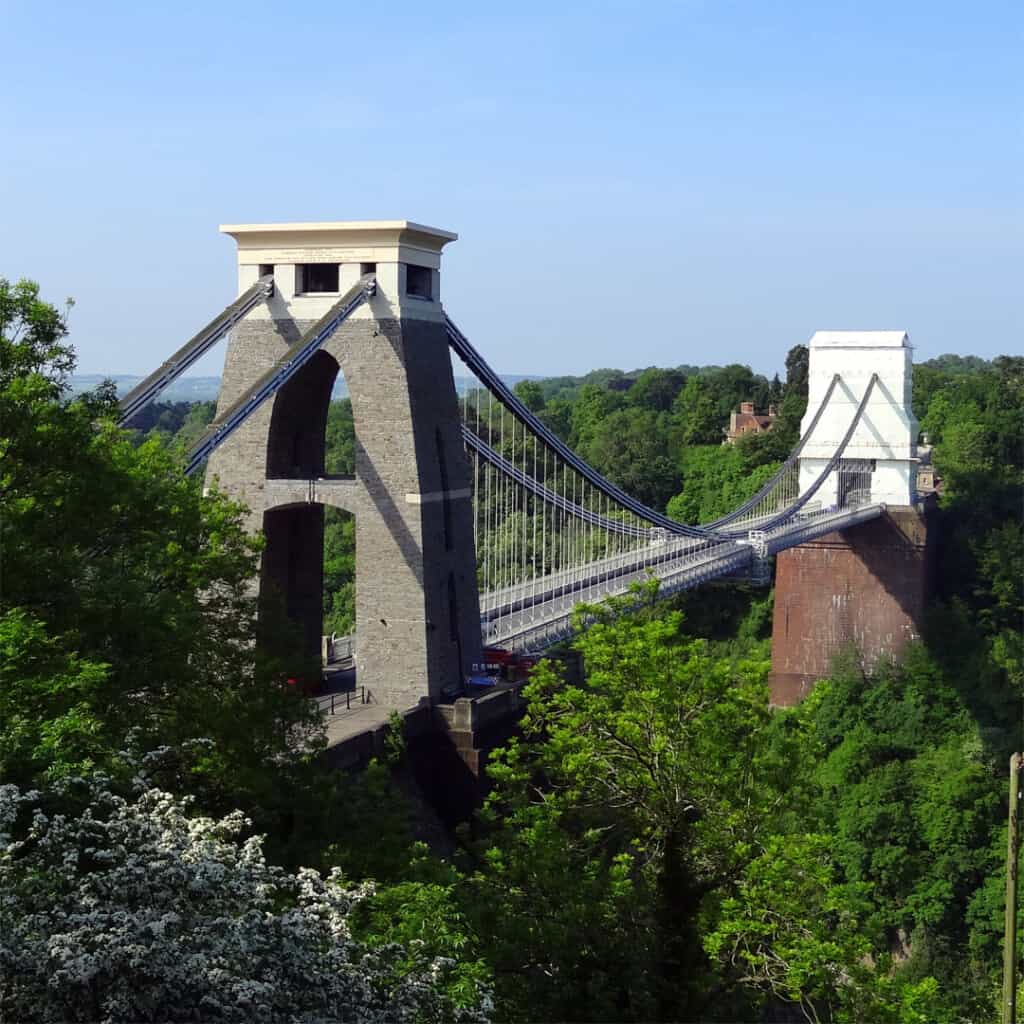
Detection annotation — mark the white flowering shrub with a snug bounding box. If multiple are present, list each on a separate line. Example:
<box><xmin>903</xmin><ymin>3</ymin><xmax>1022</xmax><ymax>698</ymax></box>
<box><xmin>0</xmin><ymin>777</ymin><xmax>491</xmax><ymax>1023</ymax></box>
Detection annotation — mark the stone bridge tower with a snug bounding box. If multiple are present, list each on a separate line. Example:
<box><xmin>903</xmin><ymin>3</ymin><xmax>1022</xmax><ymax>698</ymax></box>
<box><xmin>770</xmin><ymin>330</ymin><xmax>934</xmax><ymax>705</ymax></box>
<box><xmin>206</xmin><ymin>221</ymin><xmax>482</xmax><ymax>707</ymax></box>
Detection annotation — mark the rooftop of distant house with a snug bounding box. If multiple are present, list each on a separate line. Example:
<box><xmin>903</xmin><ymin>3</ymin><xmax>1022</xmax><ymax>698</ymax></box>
<box><xmin>725</xmin><ymin>401</ymin><xmax>778</xmax><ymax>444</ymax></box>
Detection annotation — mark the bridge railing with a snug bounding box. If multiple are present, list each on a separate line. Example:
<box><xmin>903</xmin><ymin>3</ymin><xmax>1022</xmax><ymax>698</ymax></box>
<box><xmin>322</xmin><ymin>633</ymin><xmax>356</xmax><ymax>666</ymax></box>
<box><xmin>317</xmin><ymin>686</ymin><xmax>370</xmax><ymax>716</ymax></box>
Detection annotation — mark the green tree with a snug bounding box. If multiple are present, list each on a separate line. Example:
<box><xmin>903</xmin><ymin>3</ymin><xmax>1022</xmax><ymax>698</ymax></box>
<box><xmin>810</xmin><ymin>651</ymin><xmax>1006</xmax><ymax>1015</ymax></box>
<box><xmin>0</xmin><ymin>610</ymin><xmax>109</xmax><ymax>782</ymax></box>
<box><xmin>569</xmin><ymin>382</ymin><xmax>624</xmax><ymax>448</ymax></box>
<box><xmin>666</xmin><ymin>444</ymin><xmax>780</xmax><ymax>524</ymax></box>
<box><xmin>323</xmin><ymin>508</ymin><xmax>356</xmax><ymax>636</ymax></box>
<box><xmin>768</xmin><ymin>342</ymin><xmax>810</xmax><ymax>446</ymax></box>
<box><xmin>920</xmin><ymin>354</ymin><xmax>1023</xmax><ymax>718</ymax></box>
<box><xmin>911</xmin><ymin>363</ymin><xmax>950</xmax><ymax>425</ymax></box>
<box><xmin>0</xmin><ymin>278</ymin><xmax>321</xmax><ymax>837</ymax></box>
<box><xmin>579</xmin><ymin>408</ymin><xmax>679</xmax><ymax>510</ymax></box>
<box><xmin>735</xmin><ymin>423</ymin><xmax>791</xmax><ymax>470</ymax></box>
<box><xmin>673</xmin><ymin>376</ymin><xmax>722</xmax><ymax>445</ymax></box>
<box><xmin>168</xmin><ymin>399</ymin><xmax>216</xmax><ymax>454</ymax></box>
<box><xmin>704</xmin><ymin>833</ymin><xmax>953</xmax><ymax>1024</ymax></box>
<box><xmin>922</xmin><ymin>353</ymin><xmax>990</xmax><ymax>375</ymax></box>
<box><xmin>784</xmin><ymin>343</ymin><xmax>809</xmax><ymax>397</ymax></box>
<box><xmin>320</xmin><ymin>399</ymin><xmax>358</xmax><ymax>635</ymax></box>
<box><xmin>708</xmin><ymin>363</ymin><xmax>768</xmax><ymax>421</ymax></box>
<box><xmin>0</xmin><ymin>278</ymin><xmax>74</xmax><ymax>387</ymax></box>
<box><xmin>467</xmin><ymin>587</ymin><xmax>829</xmax><ymax>1020</ymax></box>
<box><xmin>512</xmin><ymin>378</ymin><xmax>545</xmax><ymax>412</ymax></box>
<box><xmin>538</xmin><ymin>395</ymin><xmax>572</xmax><ymax>440</ymax></box>
<box><xmin>627</xmin><ymin>368</ymin><xmax>686</xmax><ymax>412</ymax></box>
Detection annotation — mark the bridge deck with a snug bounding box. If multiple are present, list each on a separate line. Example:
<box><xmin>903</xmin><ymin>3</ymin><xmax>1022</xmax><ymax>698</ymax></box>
<box><xmin>483</xmin><ymin>504</ymin><xmax>884</xmax><ymax>650</ymax></box>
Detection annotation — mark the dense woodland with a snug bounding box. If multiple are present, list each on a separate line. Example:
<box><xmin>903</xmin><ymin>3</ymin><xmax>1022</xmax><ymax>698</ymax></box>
<box><xmin>2</xmin><ymin>276</ymin><xmax>1022</xmax><ymax>1022</ymax></box>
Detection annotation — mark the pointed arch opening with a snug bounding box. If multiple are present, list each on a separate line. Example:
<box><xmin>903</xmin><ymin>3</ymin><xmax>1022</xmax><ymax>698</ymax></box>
<box><xmin>261</xmin><ymin>348</ymin><xmax>357</xmax><ymax>674</ymax></box>
<box><xmin>266</xmin><ymin>349</ymin><xmax>342</xmax><ymax>479</ymax></box>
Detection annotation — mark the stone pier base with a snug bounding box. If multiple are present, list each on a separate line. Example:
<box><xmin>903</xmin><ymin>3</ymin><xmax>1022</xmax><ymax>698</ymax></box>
<box><xmin>769</xmin><ymin>503</ymin><xmax>935</xmax><ymax>705</ymax></box>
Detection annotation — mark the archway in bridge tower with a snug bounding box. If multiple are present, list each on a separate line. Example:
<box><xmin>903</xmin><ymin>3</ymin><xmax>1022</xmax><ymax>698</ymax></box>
<box><xmin>266</xmin><ymin>349</ymin><xmax>339</xmax><ymax>479</ymax></box>
<box><xmin>259</xmin><ymin>350</ymin><xmax>355</xmax><ymax>670</ymax></box>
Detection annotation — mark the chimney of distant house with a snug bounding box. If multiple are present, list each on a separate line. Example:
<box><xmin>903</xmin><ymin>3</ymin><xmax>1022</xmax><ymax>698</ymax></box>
<box><xmin>740</xmin><ymin>401</ymin><xmax>754</xmax><ymax>415</ymax></box>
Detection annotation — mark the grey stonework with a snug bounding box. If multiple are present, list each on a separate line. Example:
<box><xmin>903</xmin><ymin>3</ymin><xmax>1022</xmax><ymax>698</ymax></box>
<box><xmin>206</xmin><ymin>315</ymin><xmax>482</xmax><ymax>707</ymax></box>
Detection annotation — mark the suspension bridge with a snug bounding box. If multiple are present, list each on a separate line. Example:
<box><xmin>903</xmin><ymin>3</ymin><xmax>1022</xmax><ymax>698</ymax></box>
<box><xmin>119</xmin><ymin>221</ymin><xmax>923</xmax><ymax>710</ymax></box>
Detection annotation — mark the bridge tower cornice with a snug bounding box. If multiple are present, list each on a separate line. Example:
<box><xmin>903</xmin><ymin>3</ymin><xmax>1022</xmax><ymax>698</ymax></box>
<box><xmin>220</xmin><ymin>220</ymin><xmax>457</xmax><ymax>329</ymax></box>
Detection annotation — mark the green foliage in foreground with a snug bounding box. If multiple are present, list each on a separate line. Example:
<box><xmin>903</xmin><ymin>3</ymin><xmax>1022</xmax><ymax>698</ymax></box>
<box><xmin>0</xmin><ymin>277</ymin><xmax>494</xmax><ymax>1015</ymax></box>
<box><xmin>453</xmin><ymin>588</ymin><xmax>979</xmax><ymax>1022</ymax></box>
<box><xmin>0</xmin><ymin>771</ymin><xmax>491</xmax><ymax>1023</ymax></box>
<box><xmin>1</xmin><ymin>278</ymin><xmax>330</xmax><ymax>863</ymax></box>
<box><xmin>810</xmin><ymin>648</ymin><xmax>1014</xmax><ymax>1018</ymax></box>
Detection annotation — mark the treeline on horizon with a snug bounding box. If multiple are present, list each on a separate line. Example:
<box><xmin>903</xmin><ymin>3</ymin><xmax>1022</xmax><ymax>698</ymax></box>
<box><xmin>3</xmin><ymin>274</ymin><xmax>1022</xmax><ymax>1022</ymax></box>
<box><xmin>120</xmin><ymin>350</ymin><xmax>995</xmax><ymax>439</ymax></box>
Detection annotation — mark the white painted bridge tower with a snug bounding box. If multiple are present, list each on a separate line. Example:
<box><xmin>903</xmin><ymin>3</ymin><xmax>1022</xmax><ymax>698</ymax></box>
<box><xmin>799</xmin><ymin>330</ymin><xmax>920</xmax><ymax>508</ymax></box>
<box><xmin>771</xmin><ymin>328</ymin><xmax>932</xmax><ymax>707</ymax></box>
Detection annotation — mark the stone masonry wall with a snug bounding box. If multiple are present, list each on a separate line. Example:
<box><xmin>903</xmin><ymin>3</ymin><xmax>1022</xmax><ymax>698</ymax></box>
<box><xmin>205</xmin><ymin>315</ymin><xmax>482</xmax><ymax>707</ymax></box>
<box><xmin>769</xmin><ymin>505</ymin><xmax>934</xmax><ymax>705</ymax></box>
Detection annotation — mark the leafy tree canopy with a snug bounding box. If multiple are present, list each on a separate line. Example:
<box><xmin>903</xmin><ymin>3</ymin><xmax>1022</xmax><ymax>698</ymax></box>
<box><xmin>0</xmin><ymin>278</ymin><xmax>322</xmax><ymax>847</ymax></box>
<box><xmin>0</xmin><ymin>770</ymin><xmax>491</xmax><ymax>1023</ymax></box>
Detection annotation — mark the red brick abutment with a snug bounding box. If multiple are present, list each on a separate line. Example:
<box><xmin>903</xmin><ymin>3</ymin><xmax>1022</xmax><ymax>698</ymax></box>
<box><xmin>769</xmin><ymin>502</ymin><xmax>936</xmax><ymax>706</ymax></box>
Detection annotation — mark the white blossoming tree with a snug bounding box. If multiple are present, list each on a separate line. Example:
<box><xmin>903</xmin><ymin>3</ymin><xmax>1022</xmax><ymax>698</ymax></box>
<box><xmin>0</xmin><ymin>775</ymin><xmax>491</xmax><ymax>1023</ymax></box>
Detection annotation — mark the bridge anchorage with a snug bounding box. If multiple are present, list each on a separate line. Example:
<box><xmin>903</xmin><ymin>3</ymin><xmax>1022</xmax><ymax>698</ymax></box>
<box><xmin>122</xmin><ymin>220</ymin><xmax>931</xmax><ymax>722</ymax></box>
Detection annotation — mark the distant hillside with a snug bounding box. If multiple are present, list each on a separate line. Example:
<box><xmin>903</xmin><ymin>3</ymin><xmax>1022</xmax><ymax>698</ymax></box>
<box><xmin>70</xmin><ymin>373</ymin><xmax>546</xmax><ymax>403</ymax></box>
<box><xmin>69</xmin><ymin>375</ymin><xmax>223</xmax><ymax>403</ymax></box>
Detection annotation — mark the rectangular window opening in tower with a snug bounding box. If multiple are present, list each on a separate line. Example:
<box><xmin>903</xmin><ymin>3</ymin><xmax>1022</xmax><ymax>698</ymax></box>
<box><xmin>298</xmin><ymin>264</ymin><xmax>339</xmax><ymax>294</ymax></box>
<box><xmin>258</xmin><ymin>263</ymin><xmax>274</xmax><ymax>280</ymax></box>
<box><xmin>405</xmin><ymin>264</ymin><xmax>432</xmax><ymax>300</ymax></box>
<box><xmin>360</xmin><ymin>262</ymin><xmax>377</xmax><ymax>276</ymax></box>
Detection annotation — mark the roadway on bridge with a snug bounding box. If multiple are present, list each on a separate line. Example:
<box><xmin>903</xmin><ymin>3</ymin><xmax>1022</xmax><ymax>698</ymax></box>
<box><xmin>484</xmin><ymin>504</ymin><xmax>885</xmax><ymax>650</ymax></box>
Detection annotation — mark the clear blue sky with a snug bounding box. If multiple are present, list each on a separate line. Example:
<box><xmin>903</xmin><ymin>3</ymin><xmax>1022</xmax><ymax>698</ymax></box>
<box><xmin>3</xmin><ymin>0</ymin><xmax>1020</xmax><ymax>378</ymax></box>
